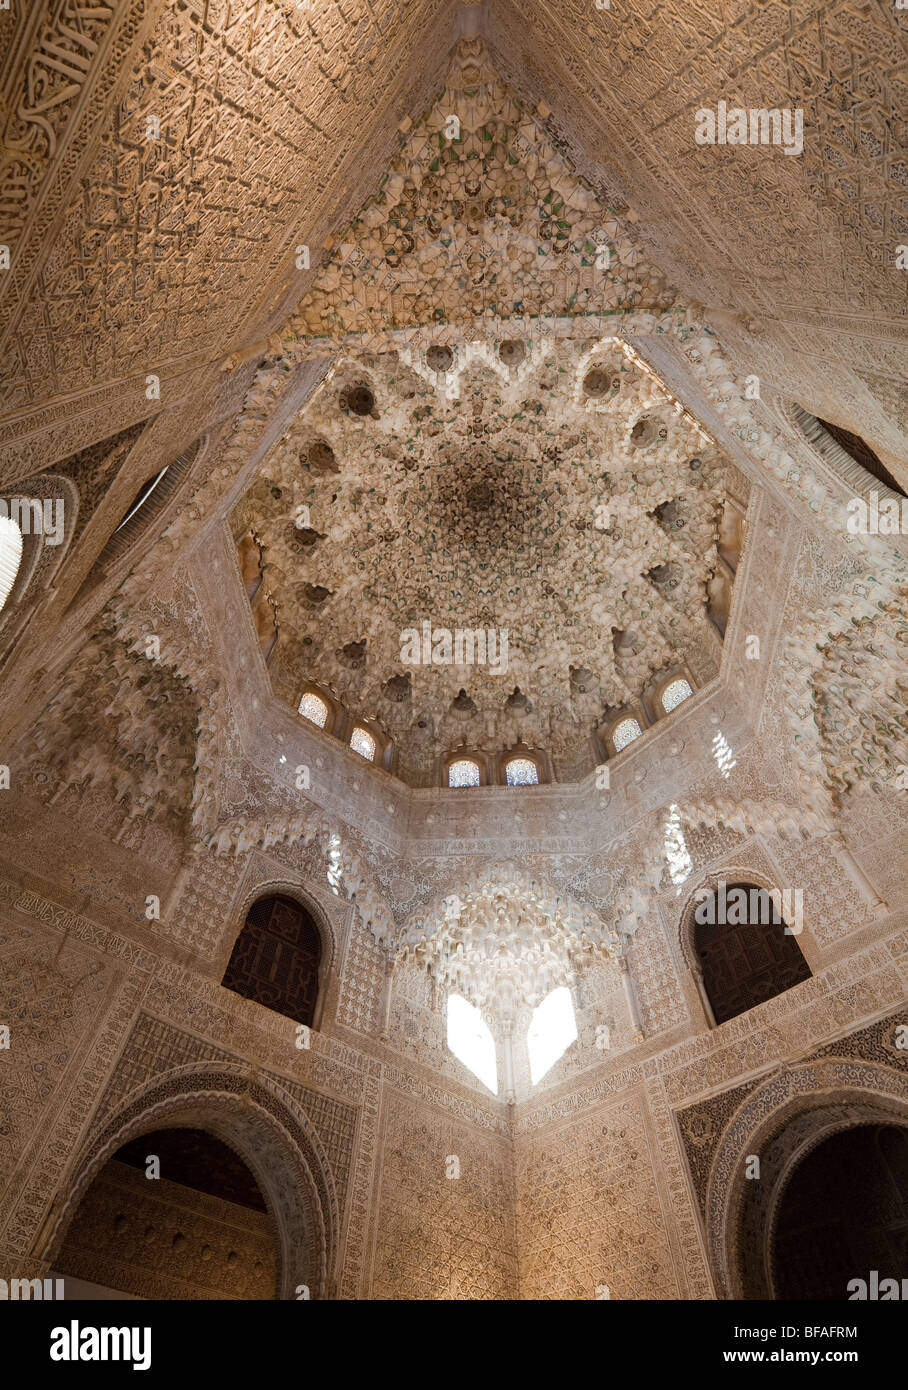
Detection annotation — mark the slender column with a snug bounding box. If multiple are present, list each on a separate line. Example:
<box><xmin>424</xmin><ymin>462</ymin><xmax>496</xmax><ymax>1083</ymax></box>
<box><xmin>378</xmin><ymin>955</ymin><xmax>395</xmax><ymax>1042</ymax></box>
<box><xmin>313</xmin><ymin>966</ymin><xmax>338</xmax><ymax>1032</ymax></box>
<box><xmin>501</xmin><ymin>1020</ymin><xmax>516</xmax><ymax>1105</ymax></box>
<box><xmin>690</xmin><ymin>962</ymin><xmax>717</xmax><ymax>1030</ymax></box>
<box><xmin>618</xmin><ymin>953</ymin><xmax>645</xmax><ymax>1042</ymax></box>
<box><xmin>162</xmin><ymin>850</ymin><xmax>200</xmax><ymax>921</ymax></box>
<box><xmin>823</xmin><ymin>829</ymin><xmax>888</xmax><ymax>918</ymax></box>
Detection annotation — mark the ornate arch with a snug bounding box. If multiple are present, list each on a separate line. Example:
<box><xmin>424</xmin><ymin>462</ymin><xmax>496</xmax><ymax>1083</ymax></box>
<box><xmin>41</xmin><ymin>1063</ymin><xmax>339</xmax><ymax>1300</ymax></box>
<box><xmin>675</xmin><ymin>861</ymin><xmax>807</xmax><ymax>976</ymax></box>
<box><xmin>228</xmin><ymin>873</ymin><xmax>339</xmax><ymax>974</ymax></box>
<box><xmin>704</xmin><ymin>1053</ymin><xmax>908</xmax><ymax>1299</ymax></box>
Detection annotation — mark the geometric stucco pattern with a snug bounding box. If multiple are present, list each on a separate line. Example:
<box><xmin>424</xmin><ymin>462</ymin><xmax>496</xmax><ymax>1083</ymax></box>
<box><xmin>370</xmin><ymin>1085</ymin><xmax>517</xmax><ymax>1300</ymax></box>
<box><xmin>515</xmin><ymin>1089</ymin><xmax>681</xmax><ymax>1300</ymax></box>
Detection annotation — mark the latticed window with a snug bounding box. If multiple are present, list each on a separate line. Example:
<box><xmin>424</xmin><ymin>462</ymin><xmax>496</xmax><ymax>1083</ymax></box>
<box><xmin>114</xmin><ymin>466</ymin><xmax>169</xmax><ymax>533</ymax></box>
<box><xmin>612</xmin><ymin>717</ymin><xmax>642</xmax><ymax>751</ymax></box>
<box><xmin>350</xmin><ymin>726</ymin><xmax>376</xmax><ymax>761</ymax></box>
<box><xmin>298</xmin><ymin>691</ymin><xmax>328</xmax><ymax>728</ymax></box>
<box><xmin>693</xmin><ymin>883</ymin><xmax>811</xmax><ymax>1025</ymax></box>
<box><xmin>0</xmin><ymin>515</ymin><xmax>23</xmax><ymax>615</ymax></box>
<box><xmin>448</xmin><ymin>758</ymin><xmax>480</xmax><ymax>788</ymax></box>
<box><xmin>506</xmin><ymin>756</ymin><xmax>539</xmax><ymax>786</ymax></box>
<box><xmin>222</xmin><ymin>895</ymin><xmax>322</xmax><ymax>1026</ymax></box>
<box><xmin>661</xmin><ymin>677</ymin><xmax>692</xmax><ymax>713</ymax></box>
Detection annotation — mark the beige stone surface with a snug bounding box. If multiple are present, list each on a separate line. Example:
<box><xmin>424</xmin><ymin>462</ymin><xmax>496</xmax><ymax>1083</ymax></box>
<box><xmin>0</xmin><ymin>0</ymin><xmax>904</xmax><ymax>1302</ymax></box>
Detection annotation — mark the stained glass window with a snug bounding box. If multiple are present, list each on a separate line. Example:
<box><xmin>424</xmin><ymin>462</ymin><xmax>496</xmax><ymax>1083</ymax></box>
<box><xmin>448</xmin><ymin>758</ymin><xmax>480</xmax><ymax>788</ymax></box>
<box><xmin>350</xmin><ymin>726</ymin><xmax>376</xmax><ymax>761</ymax></box>
<box><xmin>298</xmin><ymin>691</ymin><xmax>328</xmax><ymax>728</ymax></box>
<box><xmin>661</xmin><ymin>678</ymin><xmax>693</xmax><ymax>713</ymax></box>
<box><xmin>506</xmin><ymin>756</ymin><xmax>538</xmax><ymax>786</ymax></box>
<box><xmin>612</xmin><ymin>717</ymin><xmax>642</xmax><ymax>751</ymax></box>
<box><xmin>0</xmin><ymin>515</ymin><xmax>23</xmax><ymax>615</ymax></box>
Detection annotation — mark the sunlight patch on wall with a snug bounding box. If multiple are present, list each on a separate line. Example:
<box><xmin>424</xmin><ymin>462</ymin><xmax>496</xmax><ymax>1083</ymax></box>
<box><xmin>326</xmin><ymin>833</ymin><xmax>342</xmax><ymax>895</ymax></box>
<box><xmin>664</xmin><ymin>802</ymin><xmax>693</xmax><ymax>890</ymax></box>
<box><xmin>712</xmin><ymin>730</ymin><xmax>737</xmax><ymax>778</ymax></box>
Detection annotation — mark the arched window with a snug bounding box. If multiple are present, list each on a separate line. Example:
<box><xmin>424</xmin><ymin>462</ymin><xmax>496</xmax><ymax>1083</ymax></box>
<box><xmin>813</xmin><ymin>416</ymin><xmax>906</xmax><ymax>498</ymax></box>
<box><xmin>0</xmin><ymin>515</ymin><xmax>23</xmax><ymax>615</ymax></box>
<box><xmin>661</xmin><ymin>677</ymin><xmax>692</xmax><ymax>713</ymax></box>
<box><xmin>114</xmin><ymin>466</ymin><xmax>170</xmax><ymax>533</ymax></box>
<box><xmin>506</xmin><ymin>756</ymin><xmax>539</xmax><ymax>786</ymax></box>
<box><xmin>298</xmin><ymin>691</ymin><xmax>328</xmax><ymax>728</ymax></box>
<box><xmin>222</xmin><ymin>894</ymin><xmax>322</xmax><ymax>1026</ymax></box>
<box><xmin>693</xmin><ymin>882</ymin><xmax>811</xmax><ymax>1025</ymax></box>
<box><xmin>612</xmin><ymin>717</ymin><xmax>642</xmax><ymax>751</ymax></box>
<box><xmin>350</xmin><ymin>726</ymin><xmax>375</xmax><ymax>761</ymax></box>
<box><xmin>793</xmin><ymin>406</ymin><xmax>906</xmax><ymax>500</ymax></box>
<box><xmin>89</xmin><ymin>438</ymin><xmax>204</xmax><ymax>573</ymax></box>
<box><xmin>448</xmin><ymin>758</ymin><xmax>480</xmax><ymax>788</ymax></box>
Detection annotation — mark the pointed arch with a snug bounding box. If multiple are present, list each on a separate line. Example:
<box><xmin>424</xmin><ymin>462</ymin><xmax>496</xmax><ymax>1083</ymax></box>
<box><xmin>39</xmin><ymin>1064</ymin><xmax>339</xmax><ymax>1300</ymax></box>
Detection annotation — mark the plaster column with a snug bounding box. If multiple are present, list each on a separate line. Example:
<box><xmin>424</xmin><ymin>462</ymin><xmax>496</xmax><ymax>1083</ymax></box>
<box><xmin>378</xmin><ymin>954</ymin><xmax>395</xmax><ymax>1042</ymax></box>
<box><xmin>823</xmin><ymin>829</ymin><xmax>888</xmax><ymax>918</ymax></box>
<box><xmin>162</xmin><ymin>848</ymin><xmax>202</xmax><ymax>922</ymax></box>
<box><xmin>313</xmin><ymin>965</ymin><xmax>339</xmax><ymax>1032</ymax></box>
<box><xmin>690</xmin><ymin>961</ymin><xmax>717</xmax><ymax>1030</ymax></box>
<box><xmin>501</xmin><ymin>1019</ymin><xmax>516</xmax><ymax>1105</ymax></box>
<box><xmin>618</xmin><ymin>952</ymin><xmax>645</xmax><ymax>1042</ymax></box>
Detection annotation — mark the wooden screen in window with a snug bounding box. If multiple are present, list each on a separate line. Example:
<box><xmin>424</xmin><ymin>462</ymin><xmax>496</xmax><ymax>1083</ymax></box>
<box><xmin>694</xmin><ymin>883</ymin><xmax>811</xmax><ymax>1024</ymax></box>
<box><xmin>222</xmin><ymin>894</ymin><xmax>321</xmax><ymax>1026</ymax></box>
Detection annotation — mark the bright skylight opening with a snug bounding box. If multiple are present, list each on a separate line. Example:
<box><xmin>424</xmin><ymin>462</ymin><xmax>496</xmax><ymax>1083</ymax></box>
<box><xmin>446</xmin><ymin>993</ymin><xmax>498</xmax><ymax>1094</ymax></box>
<box><xmin>661</xmin><ymin>677</ymin><xmax>692</xmax><ymax>713</ymax></box>
<box><xmin>448</xmin><ymin>758</ymin><xmax>480</xmax><ymax>787</ymax></box>
<box><xmin>350</xmin><ymin>726</ymin><xmax>376</xmax><ymax>761</ymax></box>
<box><xmin>506</xmin><ymin>756</ymin><xmax>538</xmax><ymax>785</ymax></box>
<box><xmin>527</xmin><ymin>986</ymin><xmax>578</xmax><ymax>1085</ymax></box>
<box><xmin>612</xmin><ymin>716</ymin><xmax>642</xmax><ymax>751</ymax></box>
